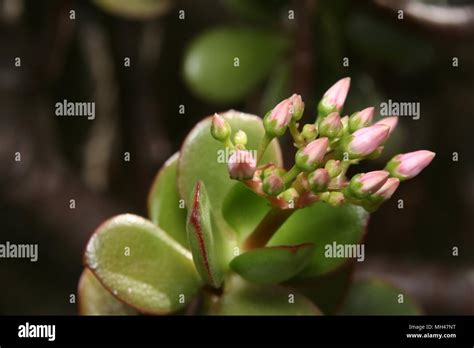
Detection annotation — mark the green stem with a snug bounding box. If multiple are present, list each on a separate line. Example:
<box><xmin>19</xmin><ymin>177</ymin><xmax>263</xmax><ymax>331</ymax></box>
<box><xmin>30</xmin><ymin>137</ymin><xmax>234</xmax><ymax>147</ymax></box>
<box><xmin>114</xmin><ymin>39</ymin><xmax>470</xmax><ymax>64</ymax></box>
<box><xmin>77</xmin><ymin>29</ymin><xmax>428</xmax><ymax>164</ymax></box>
<box><xmin>289</xmin><ymin>122</ymin><xmax>304</xmax><ymax>147</ymax></box>
<box><xmin>282</xmin><ymin>165</ymin><xmax>301</xmax><ymax>186</ymax></box>
<box><xmin>223</xmin><ymin>137</ymin><xmax>235</xmax><ymax>149</ymax></box>
<box><xmin>257</xmin><ymin>133</ymin><xmax>273</xmax><ymax>164</ymax></box>
<box><xmin>242</xmin><ymin>207</ymin><xmax>295</xmax><ymax>250</ymax></box>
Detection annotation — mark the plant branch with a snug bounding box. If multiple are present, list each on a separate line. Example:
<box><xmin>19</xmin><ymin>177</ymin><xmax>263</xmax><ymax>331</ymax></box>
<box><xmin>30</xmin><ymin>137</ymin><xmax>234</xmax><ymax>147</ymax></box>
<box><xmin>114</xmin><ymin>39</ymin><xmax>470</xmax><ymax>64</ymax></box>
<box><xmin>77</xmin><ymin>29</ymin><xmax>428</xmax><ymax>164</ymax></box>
<box><xmin>242</xmin><ymin>208</ymin><xmax>295</xmax><ymax>250</ymax></box>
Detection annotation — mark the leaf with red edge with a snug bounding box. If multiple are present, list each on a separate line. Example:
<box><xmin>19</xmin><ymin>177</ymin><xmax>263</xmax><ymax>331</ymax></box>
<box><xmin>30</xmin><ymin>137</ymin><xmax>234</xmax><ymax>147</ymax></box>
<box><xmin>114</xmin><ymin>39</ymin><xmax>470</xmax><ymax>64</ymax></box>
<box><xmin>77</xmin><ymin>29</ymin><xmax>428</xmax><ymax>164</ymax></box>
<box><xmin>230</xmin><ymin>244</ymin><xmax>315</xmax><ymax>284</ymax></box>
<box><xmin>186</xmin><ymin>181</ymin><xmax>225</xmax><ymax>288</ymax></box>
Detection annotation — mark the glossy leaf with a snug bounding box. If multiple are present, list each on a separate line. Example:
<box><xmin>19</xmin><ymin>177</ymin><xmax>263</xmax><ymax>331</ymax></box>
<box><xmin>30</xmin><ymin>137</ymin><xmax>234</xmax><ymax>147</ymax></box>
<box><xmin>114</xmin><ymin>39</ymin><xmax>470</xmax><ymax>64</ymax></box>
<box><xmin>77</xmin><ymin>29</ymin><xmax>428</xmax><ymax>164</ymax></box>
<box><xmin>84</xmin><ymin>214</ymin><xmax>202</xmax><ymax>314</ymax></box>
<box><xmin>183</xmin><ymin>27</ymin><xmax>288</xmax><ymax>103</ymax></box>
<box><xmin>268</xmin><ymin>202</ymin><xmax>368</xmax><ymax>277</ymax></box>
<box><xmin>78</xmin><ymin>269</ymin><xmax>138</xmax><ymax>315</ymax></box>
<box><xmin>230</xmin><ymin>244</ymin><xmax>315</xmax><ymax>284</ymax></box>
<box><xmin>93</xmin><ymin>0</ymin><xmax>171</xmax><ymax>19</ymax></box>
<box><xmin>222</xmin><ymin>183</ymin><xmax>271</xmax><ymax>242</ymax></box>
<box><xmin>340</xmin><ymin>278</ymin><xmax>422</xmax><ymax>315</ymax></box>
<box><xmin>211</xmin><ymin>276</ymin><xmax>321</xmax><ymax>315</ymax></box>
<box><xmin>186</xmin><ymin>181</ymin><xmax>224</xmax><ymax>288</ymax></box>
<box><xmin>148</xmin><ymin>152</ymin><xmax>188</xmax><ymax>248</ymax></box>
<box><xmin>177</xmin><ymin>111</ymin><xmax>282</xmax><ymax>242</ymax></box>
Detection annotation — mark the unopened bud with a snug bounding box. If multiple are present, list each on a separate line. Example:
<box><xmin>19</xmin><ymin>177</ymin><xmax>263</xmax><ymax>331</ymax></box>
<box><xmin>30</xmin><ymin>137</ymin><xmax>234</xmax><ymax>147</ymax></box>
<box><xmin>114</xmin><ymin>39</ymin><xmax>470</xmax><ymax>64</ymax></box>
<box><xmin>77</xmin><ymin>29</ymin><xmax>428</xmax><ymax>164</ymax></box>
<box><xmin>317</xmin><ymin>77</ymin><xmax>351</xmax><ymax>117</ymax></box>
<box><xmin>319</xmin><ymin>112</ymin><xmax>343</xmax><ymax>138</ymax></box>
<box><xmin>349</xmin><ymin>170</ymin><xmax>390</xmax><ymax>199</ymax></box>
<box><xmin>325</xmin><ymin>159</ymin><xmax>342</xmax><ymax>178</ymax></box>
<box><xmin>371</xmin><ymin>177</ymin><xmax>400</xmax><ymax>202</ymax></box>
<box><xmin>289</xmin><ymin>94</ymin><xmax>305</xmax><ymax>121</ymax></box>
<box><xmin>375</xmin><ymin>116</ymin><xmax>398</xmax><ymax>136</ymax></box>
<box><xmin>263</xmin><ymin>97</ymin><xmax>293</xmax><ymax>137</ymax></box>
<box><xmin>295</xmin><ymin>137</ymin><xmax>329</xmax><ymax>172</ymax></box>
<box><xmin>233</xmin><ymin>130</ymin><xmax>248</xmax><ymax>147</ymax></box>
<box><xmin>349</xmin><ymin>107</ymin><xmax>374</xmax><ymax>132</ymax></box>
<box><xmin>308</xmin><ymin>168</ymin><xmax>330</xmax><ymax>193</ymax></box>
<box><xmin>385</xmin><ymin>150</ymin><xmax>435</xmax><ymax>181</ymax></box>
<box><xmin>327</xmin><ymin>191</ymin><xmax>345</xmax><ymax>207</ymax></box>
<box><xmin>342</xmin><ymin>124</ymin><xmax>390</xmax><ymax>158</ymax></box>
<box><xmin>227</xmin><ymin>150</ymin><xmax>257</xmax><ymax>180</ymax></box>
<box><xmin>262</xmin><ymin>168</ymin><xmax>285</xmax><ymax>196</ymax></box>
<box><xmin>301</xmin><ymin>124</ymin><xmax>317</xmax><ymax>142</ymax></box>
<box><xmin>211</xmin><ymin>113</ymin><xmax>231</xmax><ymax>142</ymax></box>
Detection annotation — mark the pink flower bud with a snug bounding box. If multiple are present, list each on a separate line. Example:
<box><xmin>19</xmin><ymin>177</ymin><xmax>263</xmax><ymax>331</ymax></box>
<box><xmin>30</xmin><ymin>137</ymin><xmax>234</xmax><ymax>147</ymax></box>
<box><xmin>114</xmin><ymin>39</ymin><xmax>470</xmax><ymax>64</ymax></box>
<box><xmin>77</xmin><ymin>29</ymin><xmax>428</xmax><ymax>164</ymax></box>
<box><xmin>308</xmin><ymin>168</ymin><xmax>330</xmax><ymax>192</ymax></box>
<box><xmin>211</xmin><ymin>113</ymin><xmax>231</xmax><ymax>142</ymax></box>
<box><xmin>262</xmin><ymin>169</ymin><xmax>285</xmax><ymax>196</ymax></box>
<box><xmin>295</xmin><ymin>137</ymin><xmax>329</xmax><ymax>172</ymax></box>
<box><xmin>264</xmin><ymin>97</ymin><xmax>293</xmax><ymax>137</ymax></box>
<box><xmin>349</xmin><ymin>170</ymin><xmax>390</xmax><ymax>198</ymax></box>
<box><xmin>349</xmin><ymin>107</ymin><xmax>374</xmax><ymax>132</ymax></box>
<box><xmin>319</xmin><ymin>112</ymin><xmax>343</xmax><ymax>138</ymax></box>
<box><xmin>289</xmin><ymin>94</ymin><xmax>305</xmax><ymax>121</ymax></box>
<box><xmin>318</xmin><ymin>77</ymin><xmax>351</xmax><ymax>116</ymax></box>
<box><xmin>375</xmin><ymin>116</ymin><xmax>398</xmax><ymax>135</ymax></box>
<box><xmin>385</xmin><ymin>150</ymin><xmax>435</xmax><ymax>181</ymax></box>
<box><xmin>345</xmin><ymin>124</ymin><xmax>390</xmax><ymax>158</ymax></box>
<box><xmin>372</xmin><ymin>178</ymin><xmax>400</xmax><ymax>201</ymax></box>
<box><xmin>227</xmin><ymin>150</ymin><xmax>257</xmax><ymax>180</ymax></box>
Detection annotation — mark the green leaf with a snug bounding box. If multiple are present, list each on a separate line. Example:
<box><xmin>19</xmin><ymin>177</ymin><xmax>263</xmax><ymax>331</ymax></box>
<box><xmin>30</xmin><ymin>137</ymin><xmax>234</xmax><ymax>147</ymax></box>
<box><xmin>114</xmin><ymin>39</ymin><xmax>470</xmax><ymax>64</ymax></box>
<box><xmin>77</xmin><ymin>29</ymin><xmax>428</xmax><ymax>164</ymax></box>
<box><xmin>340</xmin><ymin>278</ymin><xmax>422</xmax><ymax>315</ymax></box>
<box><xmin>78</xmin><ymin>269</ymin><xmax>138</xmax><ymax>315</ymax></box>
<box><xmin>222</xmin><ymin>183</ymin><xmax>271</xmax><ymax>242</ymax></box>
<box><xmin>148</xmin><ymin>152</ymin><xmax>188</xmax><ymax>248</ymax></box>
<box><xmin>183</xmin><ymin>27</ymin><xmax>289</xmax><ymax>103</ymax></box>
<box><xmin>186</xmin><ymin>181</ymin><xmax>225</xmax><ymax>288</ymax></box>
<box><xmin>286</xmin><ymin>263</ymin><xmax>354</xmax><ymax>315</ymax></box>
<box><xmin>230</xmin><ymin>244</ymin><xmax>315</xmax><ymax>284</ymax></box>
<box><xmin>84</xmin><ymin>214</ymin><xmax>202</xmax><ymax>314</ymax></box>
<box><xmin>93</xmin><ymin>0</ymin><xmax>171</xmax><ymax>19</ymax></box>
<box><xmin>268</xmin><ymin>202</ymin><xmax>368</xmax><ymax>277</ymax></box>
<box><xmin>211</xmin><ymin>276</ymin><xmax>321</xmax><ymax>315</ymax></box>
<box><xmin>177</xmin><ymin>111</ymin><xmax>282</xmax><ymax>242</ymax></box>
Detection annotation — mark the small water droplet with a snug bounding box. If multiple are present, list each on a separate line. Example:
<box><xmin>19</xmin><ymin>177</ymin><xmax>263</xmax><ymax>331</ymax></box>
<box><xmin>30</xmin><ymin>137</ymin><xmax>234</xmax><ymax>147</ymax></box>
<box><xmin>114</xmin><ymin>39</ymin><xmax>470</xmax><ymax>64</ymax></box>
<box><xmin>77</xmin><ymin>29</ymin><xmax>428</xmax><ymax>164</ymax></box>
<box><xmin>113</xmin><ymin>289</ymin><xmax>118</xmax><ymax>295</ymax></box>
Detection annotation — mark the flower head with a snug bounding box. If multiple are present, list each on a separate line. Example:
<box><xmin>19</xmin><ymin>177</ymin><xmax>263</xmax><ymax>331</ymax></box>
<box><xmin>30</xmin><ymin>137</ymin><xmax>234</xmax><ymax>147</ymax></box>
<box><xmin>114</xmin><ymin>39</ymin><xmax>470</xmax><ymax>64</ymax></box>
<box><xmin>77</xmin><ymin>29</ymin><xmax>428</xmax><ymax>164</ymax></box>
<box><xmin>289</xmin><ymin>94</ymin><xmax>305</xmax><ymax>121</ymax></box>
<box><xmin>308</xmin><ymin>168</ymin><xmax>330</xmax><ymax>193</ymax></box>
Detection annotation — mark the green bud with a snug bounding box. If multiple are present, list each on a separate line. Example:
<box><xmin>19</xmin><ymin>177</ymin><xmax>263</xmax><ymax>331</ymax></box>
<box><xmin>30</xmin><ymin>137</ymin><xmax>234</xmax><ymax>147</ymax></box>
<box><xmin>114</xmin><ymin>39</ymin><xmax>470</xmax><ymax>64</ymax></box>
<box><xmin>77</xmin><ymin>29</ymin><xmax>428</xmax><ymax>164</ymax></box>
<box><xmin>325</xmin><ymin>159</ymin><xmax>342</xmax><ymax>178</ymax></box>
<box><xmin>233</xmin><ymin>130</ymin><xmax>248</xmax><ymax>147</ymax></box>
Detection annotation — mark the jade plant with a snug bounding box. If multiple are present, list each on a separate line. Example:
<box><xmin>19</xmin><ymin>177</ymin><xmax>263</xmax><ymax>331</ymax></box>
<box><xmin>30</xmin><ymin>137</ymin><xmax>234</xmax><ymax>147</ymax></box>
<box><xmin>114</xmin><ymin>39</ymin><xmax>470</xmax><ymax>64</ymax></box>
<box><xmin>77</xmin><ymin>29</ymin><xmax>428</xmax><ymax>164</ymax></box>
<box><xmin>78</xmin><ymin>78</ymin><xmax>434</xmax><ymax>315</ymax></box>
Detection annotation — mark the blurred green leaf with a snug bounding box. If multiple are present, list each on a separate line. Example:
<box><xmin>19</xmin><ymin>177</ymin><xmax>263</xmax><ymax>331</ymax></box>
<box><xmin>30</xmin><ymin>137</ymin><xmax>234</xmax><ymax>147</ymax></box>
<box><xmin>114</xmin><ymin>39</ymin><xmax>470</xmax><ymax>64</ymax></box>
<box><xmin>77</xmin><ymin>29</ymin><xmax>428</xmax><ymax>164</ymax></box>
<box><xmin>148</xmin><ymin>152</ymin><xmax>188</xmax><ymax>248</ymax></box>
<box><xmin>260</xmin><ymin>61</ymin><xmax>291</xmax><ymax>114</ymax></box>
<box><xmin>230</xmin><ymin>244</ymin><xmax>315</xmax><ymax>284</ymax></box>
<box><xmin>211</xmin><ymin>275</ymin><xmax>321</xmax><ymax>315</ymax></box>
<box><xmin>286</xmin><ymin>263</ymin><xmax>354</xmax><ymax>314</ymax></box>
<box><xmin>340</xmin><ymin>278</ymin><xmax>422</xmax><ymax>315</ymax></box>
<box><xmin>222</xmin><ymin>0</ymin><xmax>287</xmax><ymax>23</ymax></box>
<box><xmin>84</xmin><ymin>214</ymin><xmax>202</xmax><ymax>314</ymax></box>
<box><xmin>93</xmin><ymin>0</ymin><xmax>171</xmax><ymax>19</ymax></box>
<box><xmin>177</xmin><ymin>111</ymin><xmax>282</xmax><ymax>242</ymax></box>
<box><xmin>186</xmin><ymin>181</ymin><xmax>225</xmax><ymax>288</ymax></box>
<box><xmin>183</xmin><ymin>27</ymin><xmax>289</xmax><ymax>103</ymax></box>
<box><xmin>268</xmin><ymin>202</ymin><xmax>368</xmax><ymax>277</ymax></box>
<box><xmin>347</xmin><ymin>12</ymin><xmax>435</xmax><ymax>74</ymax></box>
<box><xmin>78</xmin><ymin>268</ymin><xmax>138</xmax><ymax>315</ymax></box>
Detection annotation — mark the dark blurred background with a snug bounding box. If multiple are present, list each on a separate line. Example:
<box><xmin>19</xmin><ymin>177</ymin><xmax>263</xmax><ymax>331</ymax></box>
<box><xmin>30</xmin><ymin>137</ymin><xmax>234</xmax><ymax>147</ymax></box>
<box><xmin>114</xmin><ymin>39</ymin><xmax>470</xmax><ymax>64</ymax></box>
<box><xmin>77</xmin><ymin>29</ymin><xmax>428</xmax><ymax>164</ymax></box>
<box><xmin>0</xmin><ymin>0</ymin><xmax>473</xmax><ymax>314</ymax></box>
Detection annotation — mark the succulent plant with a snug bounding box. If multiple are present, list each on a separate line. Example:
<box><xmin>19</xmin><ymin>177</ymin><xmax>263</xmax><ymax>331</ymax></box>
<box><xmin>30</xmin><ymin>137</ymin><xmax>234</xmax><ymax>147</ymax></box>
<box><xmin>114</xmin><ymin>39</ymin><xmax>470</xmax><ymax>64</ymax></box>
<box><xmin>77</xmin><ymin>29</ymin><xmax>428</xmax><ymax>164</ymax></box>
<box><xmin>78</xmin><ymin>78</ymin><xmax>434</xmax><ymax>315</ymax></box>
